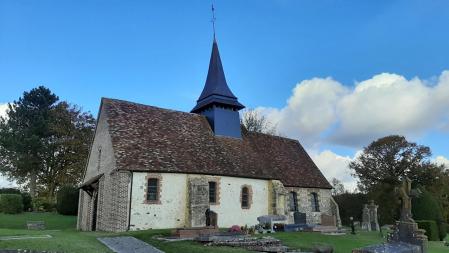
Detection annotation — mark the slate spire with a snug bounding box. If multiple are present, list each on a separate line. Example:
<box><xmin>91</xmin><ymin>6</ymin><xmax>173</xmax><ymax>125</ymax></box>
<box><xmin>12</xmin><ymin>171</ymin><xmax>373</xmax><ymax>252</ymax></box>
<box><xmin>191</xmin><ymin>39</ymin><xmax>245</xmax><ymax>113</ymax></box>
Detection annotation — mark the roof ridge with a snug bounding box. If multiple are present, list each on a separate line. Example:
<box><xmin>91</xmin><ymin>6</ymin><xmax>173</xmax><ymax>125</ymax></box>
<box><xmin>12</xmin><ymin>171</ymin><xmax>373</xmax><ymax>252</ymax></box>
<box><xmin>102</xmin><ymin>97</ymin><xmax>203</xmax><ymax>117</ymax></box>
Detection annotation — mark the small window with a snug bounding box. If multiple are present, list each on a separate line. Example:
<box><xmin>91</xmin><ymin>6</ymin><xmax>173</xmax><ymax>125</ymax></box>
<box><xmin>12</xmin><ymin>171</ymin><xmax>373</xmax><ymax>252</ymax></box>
<box><xmin>311</xmin><ymin>192</ymin><xmax>320</xmax><ymax>212</ymax></box>
<box><xmin>147</xmin><ymin>178</ymin><xmax>159</xmax><ymax>201</ymax></box>
<box><xmin>209</xmin><ymin>181</ymin><xmax>217</xmax><ymax>204</ymax></box>
<box><xmin>241</xmin><ymin>187</ymin><xmax>249</xmax><ymax>209</ymax></box>
<box><xmin>289</xmin><ymin>191</ymin><xmax>298</xmax><ymax>212</ymax></box>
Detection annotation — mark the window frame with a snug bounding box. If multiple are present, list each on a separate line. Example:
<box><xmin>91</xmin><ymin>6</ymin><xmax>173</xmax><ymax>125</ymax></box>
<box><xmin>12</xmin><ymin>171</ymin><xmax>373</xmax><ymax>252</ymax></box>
<box><xmin>144</xmin><ymin>174</ymin><xmax>162</xmax><ymax>204</ymax></box>
<box><xmin>147</xmin><ymin>178</ymin><xmax>159</xmax><ymax>201</ymax></box>
<box><xmin>311</xmin><ymin>192</ymin><xmax>320</xmax><ymax>212</ymax></box>
<box><xmin>240</xmin><ymin>185</ymin><xmax>252</xmax><ymax>209</ymax></box>
<box><xmin>209</xmin><ymin>181</ymin><xmax>217</xmax><ymax>204</ymax></box>
<box><xmin>289</xmin><ymin>191</ymin><xmax>298</xmax><ymax>212</ymax></box>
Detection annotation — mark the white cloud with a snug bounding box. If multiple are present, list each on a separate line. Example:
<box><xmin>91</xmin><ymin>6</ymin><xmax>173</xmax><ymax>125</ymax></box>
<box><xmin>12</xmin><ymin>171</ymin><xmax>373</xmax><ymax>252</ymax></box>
<box><xmin>259</xmin><ymin>71</ymin><xmax>449</xmax><ymax>148</ymax></box>
<box><xmin>310</xmin><ymin>150</ymin><xmax>359</xmax><ymax>192</ymax></box>
<box><xmin>435</xmin><ymin>156</ymin><xmax>449</xmax><ymax>169</ymax></box>
<box><xmin>257</xmin><ymin>78</ymin><xmax>348</xmax><ymax>148</ymax></box>
<box><xmin>0</xmin><ymin>103</ymin><xmax>8</xmax><ymax>119</ymax></box>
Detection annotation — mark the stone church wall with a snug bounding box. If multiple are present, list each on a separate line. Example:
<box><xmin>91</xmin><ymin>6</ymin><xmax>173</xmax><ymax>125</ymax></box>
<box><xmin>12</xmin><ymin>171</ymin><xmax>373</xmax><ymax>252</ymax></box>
<box><xmin>130</xmin><ymin>173</ymin><xmax>188</xmax><ymax>230</ymax></box>
<box><xmin>78</xmin><ymin>106</ymin><xmax>130</xmax><ymax>232</ymax></box>
<box><xmin>284</xmin><ymin>187</ymin><xmax>333</xmax><ymax>225</ymax></box>
<box><xmin>129</xmin><ymin>172</ymin><xmax>269</xmax><ymax>230</ymax></box>
<box><xmin>208</xmin><ymin>176</ymin><xmax>269</xmax><ymax>227</ymax></box>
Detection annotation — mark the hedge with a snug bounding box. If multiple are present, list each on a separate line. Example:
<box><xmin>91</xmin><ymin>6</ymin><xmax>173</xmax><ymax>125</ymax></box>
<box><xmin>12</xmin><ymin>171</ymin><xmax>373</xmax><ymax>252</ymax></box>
<box><xmin>0</xmin><ymin>194</ymin><xmax>24</xmax><ymax>214</ymax></box>
<box><xmin>0</xmin><ymin>188</ymin><xmax>32</xmax><ymax>211</ymax></box>
<box><xmin>412</xmin><ymin>189</ymin><xmax>446</xmax><ymax>240</ymax></box>
<box><xmin>416</xmin><ymin>220</ymin><xmax>439</xmax><ymax>241</ymax></box>
<box><xmin>56</xmin><ymin>185</ymin><xmax>79</xmax><ymax>215</ymax></box>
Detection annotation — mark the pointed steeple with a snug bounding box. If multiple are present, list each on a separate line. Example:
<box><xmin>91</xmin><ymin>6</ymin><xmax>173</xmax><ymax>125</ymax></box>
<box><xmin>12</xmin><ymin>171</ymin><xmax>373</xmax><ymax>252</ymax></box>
<box><xmin>191</xmin><ymin>39</ymin><xmax>245</xmax><ymax>113</ymax></box>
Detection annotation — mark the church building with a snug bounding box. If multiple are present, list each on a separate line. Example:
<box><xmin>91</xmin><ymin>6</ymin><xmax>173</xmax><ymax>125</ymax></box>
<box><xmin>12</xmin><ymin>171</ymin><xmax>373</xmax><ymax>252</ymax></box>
<box><xmin>77</xmin><ymin>38</ymin><xmax>340</xmax><ymax>232</ymax></box>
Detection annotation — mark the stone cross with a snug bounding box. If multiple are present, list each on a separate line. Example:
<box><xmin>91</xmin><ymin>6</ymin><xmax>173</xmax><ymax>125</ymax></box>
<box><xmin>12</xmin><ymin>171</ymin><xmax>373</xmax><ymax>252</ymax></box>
<box><xmin>397</xmin><ymin>177</ymin><xmax>420</xmax><ymax>222</ymax></box>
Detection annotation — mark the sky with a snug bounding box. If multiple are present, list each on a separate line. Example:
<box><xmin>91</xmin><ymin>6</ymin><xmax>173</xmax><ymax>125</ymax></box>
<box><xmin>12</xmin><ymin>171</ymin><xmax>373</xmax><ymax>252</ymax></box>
<box><xmin>1</xmin><ymin>0</ymin><xmax>449</xmax><ymax>190</ymax></box>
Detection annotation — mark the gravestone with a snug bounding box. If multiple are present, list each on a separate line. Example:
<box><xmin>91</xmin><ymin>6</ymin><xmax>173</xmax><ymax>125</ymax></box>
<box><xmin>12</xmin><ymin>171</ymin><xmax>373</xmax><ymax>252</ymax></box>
<box><xmin>368</xmin><ymin>200</ymin><xmax>380</xmax><ymax>231</ymax></box>
<box><xmin>361</xmin><ymin>204</ymin><xmax>371</xmax><ymax>231</ymax></box>
<box><xmin>321</xmin><ymin>214</ymin><xmax>337</xmax><ymax>227</ymax></box>
<box><xmin>293</xmin><ymin>211</ymin><xmax>306</xmax><ymax>224</ymax></box>
<box><xmin>206</xmin><ymin>209</ymin><xmax>218</xmax><ymax>227</ymax></box>
<box><xmin>387</xmin><ymin>178</ymin><xmax>427</xmax><ymax>252</ymax></box>
<box><xmin>257</xmin><ymin>215</ymin><xmax>287</xmax><ymax>233</ymax></box>
<box><xmin>188</xmin><ymin>178</ymin><xmax>209</xmax><ymax>227</ymax></box>
<box><xmin>361</xmin><ymin>201</ymin><xmax>380</xmax><ymax>231</ymax></box>
<box><xmin>352</xmin><ymin>178</ymin><xmax>428</xmax><ymax>253</ymax></box>
<box><xmin>26</xmin><ymin>221</ymin><xmax>46</xmax><ymax>230</ymax></box>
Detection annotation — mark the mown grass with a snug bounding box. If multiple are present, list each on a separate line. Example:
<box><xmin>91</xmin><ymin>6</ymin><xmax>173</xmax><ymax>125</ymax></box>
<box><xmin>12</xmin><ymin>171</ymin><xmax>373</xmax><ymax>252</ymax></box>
<box><xmin>0</xmin><ymin>212</ymin><xmax>448</xmax><ymax>253</ymax></box>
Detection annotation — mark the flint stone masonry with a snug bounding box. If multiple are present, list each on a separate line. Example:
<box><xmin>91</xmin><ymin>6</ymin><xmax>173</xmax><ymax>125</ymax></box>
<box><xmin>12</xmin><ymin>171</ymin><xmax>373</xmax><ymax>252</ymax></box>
<box><xmin>188</xmin><ymin>177</ymin><xmax>209</xmax><ymax>227</ymax></box>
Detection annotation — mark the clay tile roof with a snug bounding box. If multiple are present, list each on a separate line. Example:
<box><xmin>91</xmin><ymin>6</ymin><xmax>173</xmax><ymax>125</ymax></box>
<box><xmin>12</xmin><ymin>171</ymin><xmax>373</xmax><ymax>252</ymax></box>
<box><xmin>102</xmin><ymin>98</ymin><xmax>331</xmax><ymax>189</ymax></box>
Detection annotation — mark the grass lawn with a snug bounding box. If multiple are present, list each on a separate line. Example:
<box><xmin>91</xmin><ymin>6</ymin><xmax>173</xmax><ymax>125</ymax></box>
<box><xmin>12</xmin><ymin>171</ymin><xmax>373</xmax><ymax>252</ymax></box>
<box><xmin>1</xmin><ymin>212</ymin><xmax>448</xmax><ymax>253</ymax></box>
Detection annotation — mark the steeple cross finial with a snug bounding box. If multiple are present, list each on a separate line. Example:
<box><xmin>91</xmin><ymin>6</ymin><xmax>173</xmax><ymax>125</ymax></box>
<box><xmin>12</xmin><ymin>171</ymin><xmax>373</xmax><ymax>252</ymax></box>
<box><xmin>211</xmin><ymin>4</ymin><xmax>216</xmax><ymax>39</ymax></box>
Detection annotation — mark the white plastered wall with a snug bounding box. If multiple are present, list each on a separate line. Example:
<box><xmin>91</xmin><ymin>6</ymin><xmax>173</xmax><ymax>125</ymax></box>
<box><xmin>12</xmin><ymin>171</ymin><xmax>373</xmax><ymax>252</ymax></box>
<box><xmin>209</xmin><ymin>176</ymin><xmax>269</xmax><ymax>228</ymax></box>
<box><xmin>129</xmin><ymin>172</ymin><xmax>269</xmax><ymax>230</ymax></box>
<box><xmin>129</xmin><ymin>173</ymin><xmax>187</xmax><ymax>230</ymax></box>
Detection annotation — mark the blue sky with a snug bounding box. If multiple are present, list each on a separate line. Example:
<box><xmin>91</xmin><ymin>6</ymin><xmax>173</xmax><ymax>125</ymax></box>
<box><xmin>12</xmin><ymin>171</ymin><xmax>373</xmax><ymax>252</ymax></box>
<box><xmin>1</xmin><ymin>0</ymin><xmax>449</xmax><ymax>189</ymax></box>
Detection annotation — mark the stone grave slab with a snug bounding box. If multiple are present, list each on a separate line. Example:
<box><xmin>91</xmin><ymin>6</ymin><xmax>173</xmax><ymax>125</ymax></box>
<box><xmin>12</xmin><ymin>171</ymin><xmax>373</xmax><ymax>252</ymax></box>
<box><xmin>97</xmin><ymin>236</ymin><xmax>164</xmax><ymax>253</ymax></box>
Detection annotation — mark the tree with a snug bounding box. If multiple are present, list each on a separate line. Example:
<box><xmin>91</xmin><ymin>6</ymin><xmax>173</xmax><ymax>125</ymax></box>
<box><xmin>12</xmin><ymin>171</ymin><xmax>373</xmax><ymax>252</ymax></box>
<box><xmin>350</xmin><ymin>135</ymin><xmax>446</xmax><ymax>223</ymax></box>
<box><xmin>240</xmin><ymin>109</ymin><xmax>277</xmax><ymax>135</ymax></box>
<box><xmin>0</xmin><ymin>86</ymin><xmax>58</xmax><ymax>197</ymax></box>
<box><xmin>0</xmin><ymin>86</ymin><xmax>95</xmax><ymax>200</ymax></box>
<box><xmin>350</xmin><ymin>135</ymin><xmax>441</xmax><ymax>192</ymax></box>
<box><xmin>330</xmin><ymin>178</ymin><xmax>346</xmax><ymax>195</ymax></box>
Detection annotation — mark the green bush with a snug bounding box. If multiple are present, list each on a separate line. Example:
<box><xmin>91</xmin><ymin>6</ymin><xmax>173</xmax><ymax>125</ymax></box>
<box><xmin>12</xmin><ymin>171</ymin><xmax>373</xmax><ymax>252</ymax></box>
<box><xmin>56</xmin><ymin>185</ymin><xmax>79</xmax><ymax>215</ymax></box>
<box><xmin>417</xmin><ymin>220</ymin><xmax>439</xmax><ymax>241</ymax></box>
<box><xmin>412</xmin><ymin>189</ymin><xmax>446</xmax><ymax>240</ymax></box>
<box><xmin>0</xmin><ymin>194</ymin><xmax>24</xmax><ymax>214</ymax></box>
<box><xmin>32</xmin><ymin>197</ymin><xmax>56</xmax><ymax>212</ymax></box>
<box><xmin>0</xmin><ymin>188</ymin><xmax>33</xmax><ymax>211</ymax></box>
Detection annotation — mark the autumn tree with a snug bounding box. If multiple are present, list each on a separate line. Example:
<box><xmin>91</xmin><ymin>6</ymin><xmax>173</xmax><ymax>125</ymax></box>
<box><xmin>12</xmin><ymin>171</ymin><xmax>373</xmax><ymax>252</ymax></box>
<box><xmin>240</xmin><ymin>109</ymin><xmax>277</xmax><ymax>135</ymax></box>
<box><xmin>350</xmin><ymin>135</ymin><xmax>446</xmax><ymax>223</ymax></box>
<box><xmin>0</xmin><ymin>86</ymin><xmax>95</xmax><ymax>200</ymax></box>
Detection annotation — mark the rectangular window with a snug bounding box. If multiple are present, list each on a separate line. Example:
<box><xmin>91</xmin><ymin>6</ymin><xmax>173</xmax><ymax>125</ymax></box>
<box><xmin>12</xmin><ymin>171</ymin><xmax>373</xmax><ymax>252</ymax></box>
<box><xmin>289</xmin><ymin>191</ymin><xmax>298</xmax><ymax>212</ymax></box>
<box><xmin>209</xmin><ymin>181</ymin><xmax>217</xmax><ymax>204</ymax></box>
<box><xmin>311</xmin><ymin>192</ymin><xmax>320</xmax><ymax>212</ymax></box>
<box><xmin>241</xmin><ymin>187</ymin><xmax>249</xmax><ymax>208</ymax></box>
<box><xmin>147</xmin><ymin>178</ymin><xmax>159</xmax><ymax>201</ymax></box>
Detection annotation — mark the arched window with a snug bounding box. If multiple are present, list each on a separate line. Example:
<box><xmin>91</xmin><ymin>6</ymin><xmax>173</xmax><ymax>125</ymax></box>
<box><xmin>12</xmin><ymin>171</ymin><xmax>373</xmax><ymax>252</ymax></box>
<box><xmin>241</xmin><ymin>186</ymin><xmax>249</xmax><ymax>209</ymax></box>
<box><xmin>147</xmin><ymin>178</ymin><xmax>159</xmax><ymax>201</ymax></box>
<box><xmin>311</xmin><ymin>192</ymin><xmax>320</xmax><ymax>212</ymax></box>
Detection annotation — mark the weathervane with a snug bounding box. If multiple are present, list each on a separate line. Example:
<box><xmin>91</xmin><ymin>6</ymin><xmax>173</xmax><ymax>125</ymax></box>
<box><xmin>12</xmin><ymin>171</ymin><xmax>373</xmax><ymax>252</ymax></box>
<box><xmin>211</xmin><ymin>4</ymin><xmax>216</xmax><ymax>39</ymax></box>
